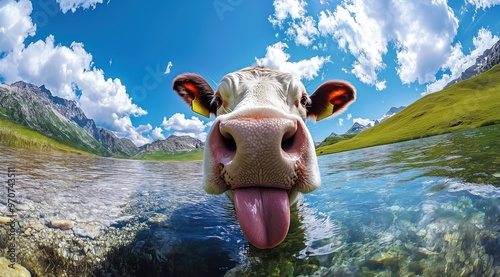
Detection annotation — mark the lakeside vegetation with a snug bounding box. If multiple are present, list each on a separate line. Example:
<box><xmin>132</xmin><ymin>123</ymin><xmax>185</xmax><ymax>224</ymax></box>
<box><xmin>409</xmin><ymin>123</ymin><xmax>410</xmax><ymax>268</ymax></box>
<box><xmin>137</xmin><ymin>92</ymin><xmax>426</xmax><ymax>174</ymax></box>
<box><xmin>316</xmin><ymin>64</ymin><xmax>500</xmax><ymax>155</ymax></box>
<box><xmin>132</xmin><ymin>149</ymin><xmax>203</xmax><ymax>161</ymax></box>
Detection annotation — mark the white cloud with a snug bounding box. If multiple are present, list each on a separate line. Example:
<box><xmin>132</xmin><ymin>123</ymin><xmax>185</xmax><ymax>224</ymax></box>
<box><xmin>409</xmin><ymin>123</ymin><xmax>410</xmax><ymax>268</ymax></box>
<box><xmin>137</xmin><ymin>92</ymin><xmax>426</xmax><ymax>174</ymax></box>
<box><xmin>318</xmin><ymin>6</ymin><xmax>387</xmax><ymax>87</ymax></box>
<box><xmin>136</xmin><ymin>123</ymin><xmax>153</xmax><ymax>134</ymax></box>
<box><xmin>126</xmin><ymin>124</ymin><xmax>153</xmax><ymax>146</ymax></box>
<box><xmin>255</xmin><ymin>42</ymin><xmax>330</xmax><ymax>81</ymax></box>
<box><xmin>347</xmin><ymin>113</ymin><xmax>352</xmax><ymax>121</ymax></box>
<box><xmin>269</xmin><ymin>0</ymin><xmax>307</xmax><ymax>25</ymax></box>
<box><xmin>318</xmin><ymin>0</ymin><xmax>459</xmax><ymax>87</ymax></box>
<box><xmin>162</xmin><ymin>113</ymin><xmax>211</xmax><ymax>141</ymax></box>
<box><xmin>55</xmin><ymin>0</ymin><xmax>103</xmax><ymax>13</ymax></box>
<box><xmin>269</xmin><ymin>0</ymin><xmax>318</xmax><ymax>47</ymax></box>
<box><xmin>0</xmin><ymin>1</ymin><xmax>149</xmax><ymax>146</ymax></box>
<box><xmin>424</xmin><ymin>28</ymin><xmax>499</xmax><ymax>95</ymax></box>
<box><xmin>466</xmin><ymin>0</ymin><xmax>500</xmax><ymax>9</ymax></box>
<box><xmin>0</xmin><ymin>0</ymin><xmax>36</xmax><ymax>53</ymax></box>
<box><xmin>338</xmin><ymin>118</ymin><xmax>343</xmax><ymax>126</ymax></box>
<box><xmin>375</xmin><ymin>80</ymin><xmax>386</xmax><ymax>91</ymax></box>
<box><xmin>353</xmin><ymin>117</ymin><xmax>375</xmax><ymax>126</ymax></box>
<box><xmin>164</xmin><ymin>61</ymin><xmax>173</xmax><ymax>74</ymax></box>
<box><xmin>286</xmin><ymin>16</ymin><xmax>319</xmax><ymax>47</ymax></box>
<box><xmin>393</xmin><ymin>1</ymin><xmax>458</xmax><ymax>85</ymax></box>
<box><xmin>152</xmin><ymin>126</ymin><xmax>166</xmax><ymax>141</ymax></box>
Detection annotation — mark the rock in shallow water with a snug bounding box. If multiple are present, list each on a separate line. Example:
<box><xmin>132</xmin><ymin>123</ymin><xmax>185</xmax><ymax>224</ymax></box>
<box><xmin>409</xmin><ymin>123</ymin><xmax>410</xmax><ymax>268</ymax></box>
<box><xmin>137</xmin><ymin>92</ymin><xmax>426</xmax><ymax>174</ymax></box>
<box><xmin>74</xmin><ymin>224</ymin><xmax>101</xmax><ymax>239</ymax></box>
<box><xmin>0</xmin><ymin>216</ymin><xmax>14</xmax><ymax>224</ymax></box>
<box><xmin>0</xmin><ymin>257</ymin><xmax>31</xmax><ymax>277</ymax></box>
<box><xmin>49</xmin><ymin>219</ymin><xmax>74</xmax><ymax>230</ymax></box>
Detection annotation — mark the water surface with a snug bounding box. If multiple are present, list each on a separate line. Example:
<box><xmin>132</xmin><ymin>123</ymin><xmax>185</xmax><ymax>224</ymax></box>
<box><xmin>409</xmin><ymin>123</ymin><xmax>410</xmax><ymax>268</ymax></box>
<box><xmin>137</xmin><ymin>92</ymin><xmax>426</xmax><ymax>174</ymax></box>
<box><xmin>0</xmin><ymin>125</ymin><xmax>499</xmax><ymax>276</ymax></box>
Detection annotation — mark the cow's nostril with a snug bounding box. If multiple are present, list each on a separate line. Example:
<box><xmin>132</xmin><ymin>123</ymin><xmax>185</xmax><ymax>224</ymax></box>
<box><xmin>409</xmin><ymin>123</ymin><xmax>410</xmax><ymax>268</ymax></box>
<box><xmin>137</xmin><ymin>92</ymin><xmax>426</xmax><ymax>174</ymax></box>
<box><xmin>221</xmin><ymin>132</ymin><xmax>237</xmax><ymax>152</ymax></box>
<box><xmin>281</xmin><ymin>131</ymin><xmax>296</xmax><ymax>152</ymax></box>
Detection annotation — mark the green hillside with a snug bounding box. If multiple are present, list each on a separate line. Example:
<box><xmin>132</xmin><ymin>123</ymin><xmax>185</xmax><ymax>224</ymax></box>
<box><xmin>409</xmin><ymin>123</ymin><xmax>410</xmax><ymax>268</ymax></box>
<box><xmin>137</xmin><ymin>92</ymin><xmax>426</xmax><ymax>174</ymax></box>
<box><xmin>0</xmin><ymin>91</ymin><xmax>109</xmax><ymax>156</ymax></box>
<box><xmin>0</xmin><ymin>117</ymin><xmax>92</xmax><ymax>155</ymax></box>
<box><xmin>317</xmin><ymin>64</ymin><xmax>500</xmax><ymax>155</ymax></box>
<box><xmin>316</xmin><ymin>134</ymin><xmax>357</xmax><ymax>148</ymax></box>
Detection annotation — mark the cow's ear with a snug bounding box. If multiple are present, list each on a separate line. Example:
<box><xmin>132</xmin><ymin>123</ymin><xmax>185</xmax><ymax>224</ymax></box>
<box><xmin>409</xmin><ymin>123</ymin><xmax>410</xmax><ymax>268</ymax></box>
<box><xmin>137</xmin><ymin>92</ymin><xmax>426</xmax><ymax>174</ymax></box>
<box><xmin>307</xmin><ymin>81</ymin><xmax>356</xmax><ymax>121</ymax></box>
<box><xmin>172</xmin><ymin>74</ymin><xmax>216</xmax><ymax>118</ymax></box>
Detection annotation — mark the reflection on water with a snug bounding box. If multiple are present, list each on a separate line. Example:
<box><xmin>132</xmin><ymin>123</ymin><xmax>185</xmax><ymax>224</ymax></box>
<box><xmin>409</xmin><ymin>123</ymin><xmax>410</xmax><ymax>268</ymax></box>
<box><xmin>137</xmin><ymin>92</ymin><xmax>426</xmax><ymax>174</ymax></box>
<box><xmin>0</xmin><ymin>125</ymin><xmax>499</xmax><ymax>276</ymax></box>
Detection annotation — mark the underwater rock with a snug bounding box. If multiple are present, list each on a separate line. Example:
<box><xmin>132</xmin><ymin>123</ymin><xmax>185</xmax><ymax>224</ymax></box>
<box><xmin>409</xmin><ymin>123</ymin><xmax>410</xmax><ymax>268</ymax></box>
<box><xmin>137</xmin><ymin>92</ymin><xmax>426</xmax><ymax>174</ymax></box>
<box><xmin>367</xmin><ymin>251</ymin><xmax>398</xmax><ymax>268</ymax></box>
<box><xmin>74</xmin><ymin>223</ymin><xmax>101</xmax><ymax>239</ymax></box>
<box><xmin>49</xmin><ymin>219</ymin><xmax>74</xmax><ymax>230</ymax></box>
<box><xmin>0</xmin><ymin>257</ymin><xmax>31</xmax><ymax>277</ymax></box>
<box><xmin>0</xmin><ymin>216</ymin><xmax>14</xmax><ymax>224</ymax></box>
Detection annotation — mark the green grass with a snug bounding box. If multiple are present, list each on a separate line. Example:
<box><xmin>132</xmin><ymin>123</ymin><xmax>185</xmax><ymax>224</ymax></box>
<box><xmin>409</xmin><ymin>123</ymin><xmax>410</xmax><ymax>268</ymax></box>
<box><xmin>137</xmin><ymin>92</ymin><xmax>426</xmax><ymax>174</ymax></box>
<box><xmin>317</xmin><ymin>64</ymin><xmax>500</xmax><ymax>155</ymax></box>
<box><xmin>316</xmin><ymin>134</ymin><xmax>357</xmax><ymax>148</ymax></box>
<box><xmin>133</xmin><ymin>149</ymin><xmax>203</xmax><ymax>161</ymax></box>
<box><xmin>0</xmin><ymin>118</ymin><xmax>92</xmax><ymax>155</ymax></box>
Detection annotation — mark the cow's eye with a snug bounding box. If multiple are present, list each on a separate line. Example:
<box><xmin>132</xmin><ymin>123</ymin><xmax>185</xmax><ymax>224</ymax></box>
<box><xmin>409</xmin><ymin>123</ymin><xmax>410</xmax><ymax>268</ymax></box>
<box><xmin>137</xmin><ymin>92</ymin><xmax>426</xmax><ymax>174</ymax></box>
<box><xmin>300</xmin><ymin>95</ymin><xmax>308</xmax><ymax>106</ymax></box>
<box><xmin>215</xmin><ymin>95</ymin><xmax>223</xmax><ymax>108</ymax></box>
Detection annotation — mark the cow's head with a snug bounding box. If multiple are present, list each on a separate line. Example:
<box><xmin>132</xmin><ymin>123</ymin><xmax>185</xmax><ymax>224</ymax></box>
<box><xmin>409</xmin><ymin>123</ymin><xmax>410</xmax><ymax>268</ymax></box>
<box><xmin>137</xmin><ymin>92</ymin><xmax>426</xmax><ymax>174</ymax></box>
<box><xmin>173</xmin><ymin>67</ymin><xmax>355</xmax><ymax>249</ymax></box>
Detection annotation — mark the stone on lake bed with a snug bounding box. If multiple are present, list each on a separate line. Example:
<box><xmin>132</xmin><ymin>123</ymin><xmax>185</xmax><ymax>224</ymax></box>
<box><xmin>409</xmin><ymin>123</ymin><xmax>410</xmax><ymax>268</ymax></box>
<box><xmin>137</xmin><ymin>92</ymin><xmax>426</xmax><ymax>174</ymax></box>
<box><xmin>74</xmin><ymin>224</ymin><xmax>101</xmax><ymax>239</ymax></box>
<box><xmin>0</xmin><ymin>216</ymin><xmax>14</xmax><ymax>224</ymax></box>
<box><xmin>49</xmin><ymin>219</ymin><xmax>74</xmax><ymax>230</ymax></box>
<box><xmin>368</xmin><ymin>252</ymin><xmax>399</xmax><ymax>268</ymax></box>
<box><xmin>0</xmin><ymin>257</ymin><xmax>31</xmax><ymax>277</ymax></box>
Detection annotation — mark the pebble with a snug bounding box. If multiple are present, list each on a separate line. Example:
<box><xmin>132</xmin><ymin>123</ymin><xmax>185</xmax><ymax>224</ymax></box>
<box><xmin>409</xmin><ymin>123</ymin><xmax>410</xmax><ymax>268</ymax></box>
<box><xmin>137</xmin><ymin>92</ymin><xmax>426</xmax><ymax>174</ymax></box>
<box><xmin>49</xmin><ymin>219</ymin><xmax>74</xmax><ymax>230</ymax></box>
<box><xmin>0</xmin><ymin>257</ymin><xmax>31</xmax><ymax>277</ymax></box>
<box><xmin>0</xmin><ymin>216</ymin><xmax>14</xmax><ymax>224</ymax></box>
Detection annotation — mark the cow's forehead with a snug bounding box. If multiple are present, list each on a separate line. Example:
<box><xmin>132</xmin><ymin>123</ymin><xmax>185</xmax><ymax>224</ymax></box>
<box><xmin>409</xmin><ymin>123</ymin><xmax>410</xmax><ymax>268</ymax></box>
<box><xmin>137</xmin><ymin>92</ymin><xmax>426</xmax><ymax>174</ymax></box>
<box><xmin>218</xmin><ymin>67</ymin><xmax>305</xmax><ymax>99</ymax></box>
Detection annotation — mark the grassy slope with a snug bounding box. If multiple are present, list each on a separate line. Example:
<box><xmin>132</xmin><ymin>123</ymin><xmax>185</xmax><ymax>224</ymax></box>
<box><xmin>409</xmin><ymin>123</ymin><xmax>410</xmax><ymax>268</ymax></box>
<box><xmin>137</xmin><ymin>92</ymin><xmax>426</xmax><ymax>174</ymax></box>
<box><xmin>0</xmin><ymin>117</ymin><xmax>91</xmax><ymax>155</ymax></box>
<box><xmin>317</xmin><ymin>64</ymin><xmax>500</xmax><ymax>155</ymax></box>
<box><xmin>316</xmin><ymin>134</ymin><xmax>357</xmax><ymax>148</ymax></box>
<box><xmin>132</xmin><ymin>149</ymin><xmax>203</xmax><ymax>161</ymax></box>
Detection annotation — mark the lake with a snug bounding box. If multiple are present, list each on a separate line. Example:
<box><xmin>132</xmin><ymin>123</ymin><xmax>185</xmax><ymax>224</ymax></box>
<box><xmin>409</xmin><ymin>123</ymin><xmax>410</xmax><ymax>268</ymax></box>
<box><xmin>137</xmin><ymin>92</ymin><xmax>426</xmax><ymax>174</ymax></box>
<box><xmin>0</xmin><ymin>125</ymin><xmax>499</xmax><ymax>276</ymax></box>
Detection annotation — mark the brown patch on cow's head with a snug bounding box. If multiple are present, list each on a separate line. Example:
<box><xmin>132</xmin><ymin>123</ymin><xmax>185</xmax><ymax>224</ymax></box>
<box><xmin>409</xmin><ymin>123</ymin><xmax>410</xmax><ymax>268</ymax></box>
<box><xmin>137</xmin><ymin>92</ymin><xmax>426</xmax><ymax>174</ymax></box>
<box><xmin>172</xmin><ymin>74</ymin><xmax>217</xmax><ymax>117</ymax></box>
<box><xmin>307</xmin><ymin>81</ymin><xmax>356</xmax><ymax>121</ymax></box>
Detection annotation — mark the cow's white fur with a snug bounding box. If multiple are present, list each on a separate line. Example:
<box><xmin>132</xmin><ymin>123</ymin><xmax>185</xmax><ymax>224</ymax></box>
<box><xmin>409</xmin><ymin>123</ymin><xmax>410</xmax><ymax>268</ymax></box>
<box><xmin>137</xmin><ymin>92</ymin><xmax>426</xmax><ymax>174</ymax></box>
<box><xmin>215</xmin><ymin>67</ymin><xmax>309</xmax><ymax>119</ymax></box>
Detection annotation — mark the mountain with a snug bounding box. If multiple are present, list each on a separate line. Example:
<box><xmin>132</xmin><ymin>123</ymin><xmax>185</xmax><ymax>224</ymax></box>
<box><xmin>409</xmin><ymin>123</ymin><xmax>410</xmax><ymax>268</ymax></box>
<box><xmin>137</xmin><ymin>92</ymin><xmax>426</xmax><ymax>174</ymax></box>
<box><xmin>37</xmin><ymin>84</ymin><xmax>100</xmax><ymax>139</ymax></box>
<box><xmin>98</xmin><ymin>127</ymin><xmax>139</xmax><ymax>157</ymax></box>
<box><xmin>134</xmin><ymin>135</ymin><xmax>204</xmax><ymax>161</ymax></box>
<box><xmin>379</xmin><ymin>106</ymin><xmax>406</xmax><ymax>122</ymax></box>
<box><xmin>445</xmin><ymin>39</ymin><xmax>500</xmax><ymax>88</ymax></box>
<box><xmin>317</xmin><ymin>64</ymin><xmax>500</xmax><ymax>155</ymax></box>
<box><xmin>345</xmin><ymin>106</ymin><xmax>406</xmax><ymax>135</ymax></box>
<box><xmin>346</xmin><ymin>122</ymin><xmax>373</xmax><ymax>134</ymax></box>
<box><xmin>0</xmin><ymin>82</ymin><xmax>109</xmax><ymax>155</ymax></box>
<box><xmin>0</xmin><ymin>81</ymin><xmax>140</xmax><ymax>156</ymax></box>
<box><xmin>138</xmin><ymin>135</ymin><xmax>204</xmax><ymax>153</ymax></box>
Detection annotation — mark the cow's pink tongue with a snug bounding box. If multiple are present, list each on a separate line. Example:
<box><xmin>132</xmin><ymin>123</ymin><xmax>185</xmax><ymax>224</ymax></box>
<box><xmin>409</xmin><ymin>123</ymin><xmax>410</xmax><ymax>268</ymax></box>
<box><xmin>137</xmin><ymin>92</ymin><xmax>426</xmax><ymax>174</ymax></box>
<box><xmin>233</xmin><ymin>187</ymin><xmax>290</xmax><ymax>249</ymax></box>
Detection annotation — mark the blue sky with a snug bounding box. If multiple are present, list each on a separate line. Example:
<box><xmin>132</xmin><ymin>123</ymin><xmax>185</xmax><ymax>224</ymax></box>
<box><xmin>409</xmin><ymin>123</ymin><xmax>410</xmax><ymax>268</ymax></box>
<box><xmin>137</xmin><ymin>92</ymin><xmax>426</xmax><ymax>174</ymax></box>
<box><xmin>0</xmin><ymin>0</ymin><xmax>499</xmax><ymax>145</ymax></box>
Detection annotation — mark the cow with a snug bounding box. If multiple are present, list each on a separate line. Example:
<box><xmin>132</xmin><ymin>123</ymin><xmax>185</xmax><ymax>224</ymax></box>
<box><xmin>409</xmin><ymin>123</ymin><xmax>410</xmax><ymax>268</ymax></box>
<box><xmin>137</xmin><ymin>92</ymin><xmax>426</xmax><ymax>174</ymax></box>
<box><xmin>172</xmin><ymin>67</ymin><xmax>355</xmax><ymax>249</ymax></box>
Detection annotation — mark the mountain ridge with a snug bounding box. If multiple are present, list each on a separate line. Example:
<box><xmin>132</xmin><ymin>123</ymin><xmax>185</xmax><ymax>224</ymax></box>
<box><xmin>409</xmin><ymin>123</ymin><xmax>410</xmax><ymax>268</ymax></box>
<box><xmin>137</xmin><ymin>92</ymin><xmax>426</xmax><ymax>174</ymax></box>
<box><xmin>445</xmin><ymin>39</ymin><xmax>500</xmax><ymax>88</ymax></box>
<box><xmin>342</xmin><ymin>106</ymin><xmax>406</xmax><ymax>135</ymax></box>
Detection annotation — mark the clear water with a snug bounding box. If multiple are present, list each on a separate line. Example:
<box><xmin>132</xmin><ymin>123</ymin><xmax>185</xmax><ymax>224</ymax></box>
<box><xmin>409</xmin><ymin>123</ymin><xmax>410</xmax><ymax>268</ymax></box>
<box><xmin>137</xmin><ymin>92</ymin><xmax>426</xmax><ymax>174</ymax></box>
<box><xmin>0</xmin><ymin>125</ymin><xmax>499</xmax><ymax>276</ymax></box>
